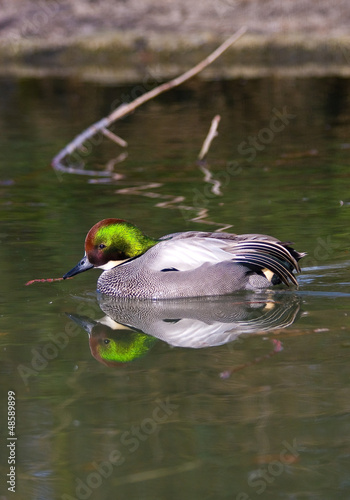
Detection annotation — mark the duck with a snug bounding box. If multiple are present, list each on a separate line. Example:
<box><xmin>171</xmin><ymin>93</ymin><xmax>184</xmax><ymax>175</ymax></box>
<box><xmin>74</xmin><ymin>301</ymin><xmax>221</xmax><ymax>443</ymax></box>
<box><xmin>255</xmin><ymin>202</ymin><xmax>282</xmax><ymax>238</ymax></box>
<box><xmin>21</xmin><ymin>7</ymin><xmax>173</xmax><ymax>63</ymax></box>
<box><xmin>63</xmin><ymin>218</ymin><xmax>305</xmax><ymax>299</ymax></box>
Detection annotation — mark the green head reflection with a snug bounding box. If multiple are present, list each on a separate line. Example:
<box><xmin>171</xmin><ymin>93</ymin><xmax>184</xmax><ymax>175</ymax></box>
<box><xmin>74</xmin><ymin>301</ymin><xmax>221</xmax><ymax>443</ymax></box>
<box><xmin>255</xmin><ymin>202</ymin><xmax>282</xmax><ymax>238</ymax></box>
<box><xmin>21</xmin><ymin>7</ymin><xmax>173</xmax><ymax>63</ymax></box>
<box><xmin>89</xmin><ymin>325</ymin><xmax>157</xmax><ymax>366</ymax></box>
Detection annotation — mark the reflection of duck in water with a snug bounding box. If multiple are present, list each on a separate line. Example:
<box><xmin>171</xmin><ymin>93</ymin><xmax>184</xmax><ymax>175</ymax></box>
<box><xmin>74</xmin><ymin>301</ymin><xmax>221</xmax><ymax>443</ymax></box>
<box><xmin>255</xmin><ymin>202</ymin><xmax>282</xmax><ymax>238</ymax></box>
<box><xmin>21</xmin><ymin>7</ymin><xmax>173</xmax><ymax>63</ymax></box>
<box><xmin>68</xmin><ymin>293</ymin><xmax>301</xmax><ymax>366</ymax></box>
<box><xmin>67</xmin><ymin>314</ymin><xmax>157</xmax><ymax>367</ymax></box>
<box><xmin>63</xmin><ymin>219</ymin><xmax>305</xmax><ymax>299</ymax></box>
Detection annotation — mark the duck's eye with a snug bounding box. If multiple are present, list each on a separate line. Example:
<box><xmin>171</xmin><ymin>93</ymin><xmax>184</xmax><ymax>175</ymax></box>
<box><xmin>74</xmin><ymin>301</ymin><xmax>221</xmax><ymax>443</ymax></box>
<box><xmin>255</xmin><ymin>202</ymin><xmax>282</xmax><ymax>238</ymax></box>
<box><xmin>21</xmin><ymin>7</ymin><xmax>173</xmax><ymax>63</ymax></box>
<box><xmin>98</xmin><ymin>243</ymin><xmax>106</xmax><ymax>250</ymax></box>
<box><xmin>103</xmin><ymin>339</ymin><xmax>110</xmax><ymax>345</ymax></box>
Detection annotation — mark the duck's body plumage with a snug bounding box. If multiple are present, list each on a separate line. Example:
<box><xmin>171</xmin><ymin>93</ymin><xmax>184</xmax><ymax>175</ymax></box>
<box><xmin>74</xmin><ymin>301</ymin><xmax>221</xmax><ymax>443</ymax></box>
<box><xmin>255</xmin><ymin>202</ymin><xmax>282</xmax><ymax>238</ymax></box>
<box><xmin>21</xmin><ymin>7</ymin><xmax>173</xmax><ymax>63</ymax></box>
<box><xmin>63</xmin><ymin>220</ymin><xmax>305</xmax><ymax>299</ymax></box>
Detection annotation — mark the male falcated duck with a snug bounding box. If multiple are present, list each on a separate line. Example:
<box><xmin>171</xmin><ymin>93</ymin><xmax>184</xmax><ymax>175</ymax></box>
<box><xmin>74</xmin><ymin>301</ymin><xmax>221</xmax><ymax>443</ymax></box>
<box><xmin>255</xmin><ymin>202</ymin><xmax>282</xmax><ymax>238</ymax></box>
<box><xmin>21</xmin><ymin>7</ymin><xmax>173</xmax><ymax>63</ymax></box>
<box><xmin>63</xmin><ymin>218</ymin><xmax>305</xmax><ymax>299</ymax></box>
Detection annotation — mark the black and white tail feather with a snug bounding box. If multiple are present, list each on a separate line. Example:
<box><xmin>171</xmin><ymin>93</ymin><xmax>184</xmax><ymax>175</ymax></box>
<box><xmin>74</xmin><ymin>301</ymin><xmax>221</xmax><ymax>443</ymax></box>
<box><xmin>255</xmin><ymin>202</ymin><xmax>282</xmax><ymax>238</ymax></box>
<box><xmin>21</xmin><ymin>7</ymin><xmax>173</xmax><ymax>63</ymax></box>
<box><xmin>228</xmin><ymin>240</ymin><xmax>305</xmax><ymax>287</ymax></box>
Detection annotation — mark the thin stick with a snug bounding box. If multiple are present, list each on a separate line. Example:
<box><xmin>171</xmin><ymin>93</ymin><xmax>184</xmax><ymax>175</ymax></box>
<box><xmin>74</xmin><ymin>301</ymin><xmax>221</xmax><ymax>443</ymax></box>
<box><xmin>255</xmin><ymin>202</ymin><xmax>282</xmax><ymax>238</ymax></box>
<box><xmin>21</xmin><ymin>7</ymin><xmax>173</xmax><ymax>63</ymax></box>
<box><xmin>220</xmin><ymin>339</ymin><xmax>283</xmax><ymax>379</ymax></box>
<box><xmin>51</xmin><ymin>27</ymin><xmax>247</xmax><ymax>170</ymax></box>
<box><xmin>101</xmin><ymin>127</ymin><xmax>128</xmax><ymax>147</ymax></box>
<box><xmin>197</xmin><ymin>114</ymin><xmax>222</xmax><ymax>195</ymax></box>
<box><xmin>198</xmin><ymin>115</ymin><xmax>221</xmax><ymax>161</ymax></box>
<box><xmin>25</xmin><ymin>277</ymin><xmax>70</xmax><ymax>285</ymax></box>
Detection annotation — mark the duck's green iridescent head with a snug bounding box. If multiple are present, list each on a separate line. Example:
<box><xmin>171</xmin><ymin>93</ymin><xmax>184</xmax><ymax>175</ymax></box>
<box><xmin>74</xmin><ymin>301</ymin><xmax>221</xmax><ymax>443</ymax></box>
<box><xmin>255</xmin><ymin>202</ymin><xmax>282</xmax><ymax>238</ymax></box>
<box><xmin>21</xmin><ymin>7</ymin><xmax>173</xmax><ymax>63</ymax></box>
<box><xmin>63</xmin><ymin>218</ymin><xmax>157</xmax><ymax>279</ymax></box>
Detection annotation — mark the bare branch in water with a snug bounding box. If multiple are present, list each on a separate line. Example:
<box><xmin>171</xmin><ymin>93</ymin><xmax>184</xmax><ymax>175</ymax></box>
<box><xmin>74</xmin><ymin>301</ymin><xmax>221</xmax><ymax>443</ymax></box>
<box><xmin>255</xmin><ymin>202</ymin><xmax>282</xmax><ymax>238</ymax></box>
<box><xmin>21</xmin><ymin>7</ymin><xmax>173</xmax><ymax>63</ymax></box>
<box><xmin>51</xmin><ymin>27</ymin><xmax>247</xmax><ymax>172</ymax></box>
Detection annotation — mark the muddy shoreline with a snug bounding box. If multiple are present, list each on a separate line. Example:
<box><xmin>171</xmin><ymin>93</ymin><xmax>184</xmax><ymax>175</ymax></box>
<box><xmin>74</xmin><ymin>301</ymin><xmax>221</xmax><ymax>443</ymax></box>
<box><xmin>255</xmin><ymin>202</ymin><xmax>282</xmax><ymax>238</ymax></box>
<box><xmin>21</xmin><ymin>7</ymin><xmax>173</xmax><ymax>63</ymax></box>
<box><xmin>0</xmin><ymin>0</ymin><xmax>349</xmax><ymax>82</ymax></box>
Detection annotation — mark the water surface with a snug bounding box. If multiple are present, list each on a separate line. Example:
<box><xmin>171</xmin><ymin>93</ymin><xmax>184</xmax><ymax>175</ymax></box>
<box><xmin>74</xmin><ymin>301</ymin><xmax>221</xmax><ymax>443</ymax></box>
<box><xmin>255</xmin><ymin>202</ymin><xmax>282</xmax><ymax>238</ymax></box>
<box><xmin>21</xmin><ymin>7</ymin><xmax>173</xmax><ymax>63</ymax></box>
<box><xmin>1</xmin><ymin>76</ymin><xmax>350</xmax><ymax>499</ymax></box>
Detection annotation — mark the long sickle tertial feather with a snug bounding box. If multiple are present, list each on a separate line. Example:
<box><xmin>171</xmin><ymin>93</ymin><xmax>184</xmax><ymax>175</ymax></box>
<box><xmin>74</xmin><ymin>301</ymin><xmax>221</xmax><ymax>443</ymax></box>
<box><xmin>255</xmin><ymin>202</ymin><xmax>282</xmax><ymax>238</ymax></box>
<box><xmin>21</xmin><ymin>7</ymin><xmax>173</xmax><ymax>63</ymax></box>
<box><xmin>227</xmin><ymin>240</ymin><xmax>302</xmax><ymax>272</ymax></box>
<box><xmin>233</xmin><ymin>254</ymin><xmax>298</xmax><ymax>286</ymax></box>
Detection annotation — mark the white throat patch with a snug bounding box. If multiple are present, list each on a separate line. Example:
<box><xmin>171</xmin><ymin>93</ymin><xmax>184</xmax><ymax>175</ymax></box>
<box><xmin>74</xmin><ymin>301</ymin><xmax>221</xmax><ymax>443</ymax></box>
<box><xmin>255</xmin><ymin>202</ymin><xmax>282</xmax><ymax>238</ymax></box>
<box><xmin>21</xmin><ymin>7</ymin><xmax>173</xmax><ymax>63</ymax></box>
<box><xmin>97</xmin><ymin>259</ymin><xmax>129</xmax><ymax>271</ymax></box>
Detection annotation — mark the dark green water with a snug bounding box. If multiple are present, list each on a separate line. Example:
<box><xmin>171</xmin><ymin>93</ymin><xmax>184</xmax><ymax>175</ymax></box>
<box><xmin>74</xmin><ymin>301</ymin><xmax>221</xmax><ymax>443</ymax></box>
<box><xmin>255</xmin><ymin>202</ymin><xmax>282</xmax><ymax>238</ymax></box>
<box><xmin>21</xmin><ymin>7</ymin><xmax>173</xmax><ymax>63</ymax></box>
<box><xmin>1</xmin><ymin>76</ymin><xmax>350</xmax><ymax>499</ymax></box>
